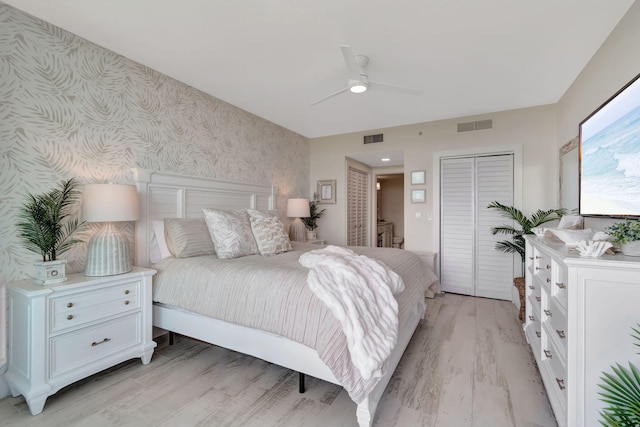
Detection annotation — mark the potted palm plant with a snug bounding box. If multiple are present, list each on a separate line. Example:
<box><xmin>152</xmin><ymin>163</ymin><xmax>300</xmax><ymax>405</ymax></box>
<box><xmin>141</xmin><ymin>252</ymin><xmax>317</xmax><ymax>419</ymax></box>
<box><xmin>487</xmin><ymin>201</ymin><xmax>567</xmax><ymax>320</ymax></box>
<box><xmin>301</xmin><ymin>194</ymin><xmax>326</xmax><ymax>240</ymax></box>
<box><xmin>606</xmin><ymin>219</ymin><xmax>640</xmax><ymax>256</ymax></box>
<box><xmin>598</xmin><ymin>324</ymin><xmax>640</xmax><ymax>425</ymax></box>
<box><xmin>16</xmin><ymin>178</ymin><xmax>85</xmax><ymax>285</ymax></box>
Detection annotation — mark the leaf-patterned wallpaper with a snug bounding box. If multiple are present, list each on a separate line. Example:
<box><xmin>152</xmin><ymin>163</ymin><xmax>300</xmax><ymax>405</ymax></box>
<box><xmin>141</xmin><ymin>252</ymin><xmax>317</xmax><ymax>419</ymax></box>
<box><xmin>0</xmin><ymin>4</ymin><xmax>310</xmax><ymax>281</ymax></box>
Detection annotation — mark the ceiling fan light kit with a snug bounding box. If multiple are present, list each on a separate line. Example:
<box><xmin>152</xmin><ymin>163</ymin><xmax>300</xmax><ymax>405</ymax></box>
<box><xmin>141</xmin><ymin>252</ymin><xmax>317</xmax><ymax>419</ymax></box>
<box><xmin>311</xmin><ymin>45</ymin><xmax>419</xmax><ymax>106</ymax></box>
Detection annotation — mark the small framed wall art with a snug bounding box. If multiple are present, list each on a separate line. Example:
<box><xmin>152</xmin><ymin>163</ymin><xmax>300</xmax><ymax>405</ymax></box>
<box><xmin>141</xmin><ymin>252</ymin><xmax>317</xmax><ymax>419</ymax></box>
<box><xmin>411</xmin><ymin>170</ymin><xmax>426</xmax><ymax>185</ymax></box>
<box><xmin>411</xmin><ymin>189</ymin><xmax>426</xmax><ymax>203</ymax></box>
<box><xmin>317</xmin><ymin>180</ymin><xmax>336</xmax><ymax>204</ymax></box>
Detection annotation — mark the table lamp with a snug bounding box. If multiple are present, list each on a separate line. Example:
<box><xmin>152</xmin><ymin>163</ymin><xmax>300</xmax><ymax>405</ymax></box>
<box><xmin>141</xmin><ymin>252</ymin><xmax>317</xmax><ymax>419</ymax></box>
<box><xmin>287</xmin><ymin>198</ymin><xmax>310</xmax><ymax>242</ymax></box>
<box><xmin>82</xmin><ymin>183</ymin><xmax>139</xmax><ymax>276</ymax></box>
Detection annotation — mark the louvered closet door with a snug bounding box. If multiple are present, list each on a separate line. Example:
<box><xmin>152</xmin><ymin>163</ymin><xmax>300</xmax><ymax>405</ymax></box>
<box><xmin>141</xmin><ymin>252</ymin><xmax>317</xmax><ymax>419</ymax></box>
<box><xmin>440</xmin><ymin>154</ymin><xmax>514</xmax><ymax>300</ymax></box>
<box><xmin>347</xmin><ymin>167</ymin><xmax>368</xmax><ymax>246</ymax></box>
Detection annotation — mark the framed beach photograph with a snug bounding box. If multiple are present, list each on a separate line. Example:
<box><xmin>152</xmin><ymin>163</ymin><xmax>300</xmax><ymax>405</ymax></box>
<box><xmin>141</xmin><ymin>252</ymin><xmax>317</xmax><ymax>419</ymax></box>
<box><xmin>317</xmin><ymin>180</ymin><xmax>336</xmax><ymax>204</ymax></box>
<box><xmin>411</xmin><ymin>189</ymin><xmax>426</xmax><ymax>203</ymax></box>
<box><xmin>411</xmin><ymin>170</ymin><xmax>425</xmax><ymax>185</ymax></box>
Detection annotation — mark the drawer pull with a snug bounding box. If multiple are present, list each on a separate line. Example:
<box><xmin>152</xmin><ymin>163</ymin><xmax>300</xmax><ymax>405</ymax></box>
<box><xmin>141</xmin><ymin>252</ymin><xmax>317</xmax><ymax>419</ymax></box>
<box><xmin>529</xmin><ymin>315</ymin><xmax>534</xmax><ymax>321</ymax></box>
<box><xmin>91</xmin><ymin>337</ymin><xmax>111</xmax><ymax>347</ymax></box>
<box><xmin>529</xmin><ymin>256</ymin><xmax>534</xmax><ymax>260</ymax></box>
<box><xmin>556</xmin><ymin>329</ymin><xmax>566</xmax><ymax>339</ymax></box>
<box><xmin>125</xmin><ymin>300</ymin><xmax>130</xmax><ymax>305</ymax></box>
<box><xmin>535</xmin><ymin>331</ymin><xmax>541</xmax><ymax>338</ymax></box>
<box><xmin>535</xmin><ymin>256</ymin><xmax>541</xmax><ymax>259</ymax></box>
<box><xmin>125</xmin><ymin>290</ymin><xmax>130</xmax><ymax>295</ymax></box>
<box><xmin>67</xmin><ymin>302</ymin><xmax>74</xmax><ymax>308</ymax></box>
<box><xmin>544</xmin><ymin>349</ymin><xmax>552</xmax><ymax>359</ymax></box>
<box><xmin>67</xmin><ymin>315</ymin><xmax>73</xmax><ymax>320</ymax></box>
<box><xmin>535</xmin><ymin>267</ymin><xmax>541</xmax><ymax>271</ymax></box>
<box><xmin>546</xmin><ymin>278</ymin><xmax>551</xmax><ymax>284</ymax></box>
<box><xmin>556</xmin><ymin>282</ymin><xmax>566</xmax><ymax>289</ymax></box>
<box><xmin>544</xmin><ymin>309</ymin><xmax>552</xmax><ymax>317</ymax></box>
<box><xmin>546</xmin><ymin>264</ymin><xmax>551</xmax><ymax>270</ymax></box>
<box><xmin>535</xmin><ymin>297</ymin><xmax>541</xmax><ymax>302</ymax></box>
<box><xmin>529</xmin><ymin>285</ymin><xmax>534</xmax><ymax>290</ymax></box>
<box><xmin>556</xmin><ymin>377</ymin><xmax>566</xmax><ymax>391</ymax></box>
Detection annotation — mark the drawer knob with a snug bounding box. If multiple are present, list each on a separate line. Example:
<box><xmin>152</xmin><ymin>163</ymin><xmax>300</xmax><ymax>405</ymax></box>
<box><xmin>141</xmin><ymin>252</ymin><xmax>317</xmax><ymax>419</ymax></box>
<box><xmin>67</xmin><ymin>315</ymin><xmax>73</xmax><ymax>320</ymax></box>
<box><xmin>546</xmin><ymin>264</ymin><xmax>551</xmax><ymax>270</ymax></box>
<box><xmin>546</xmin><ymin>278</ymin><xmax>551</xmax><ymax>284</ymax></box>
<box><xmin>529</xmin><ymin>315</ymin><xmax>534</xmax><ymax>321</ymax></box>
<box><xmin>125</xmin><ymin>300</ymin><xmax>130</xmax><ymax>305</ymax></box>
<box><xmin>556</xmin><ymin>282</ymin><xmax>566</xmax><ymax>289</ymax></box>
<box><xmin>544</xmin><ymin>309</ymin><xmax>552</xmax><ymax>317</ymax></box>
<box><xmin>535</xmin><ymin>296</ymin><xmax>541</xmax><ymax>302</ymax></box>
<box><xmin>535</xmin><ymin>331</ymin><xmax>541</xmax><ymax>338</ymax></box>
<box><xmin>91</xmin><ymin>337</ymin><xmax>111</xmax><ymax>347</ymax></box>
<box><xmin>528</xmin><ymin>256</ymin><xmax>533</xmax><ymax>260</ymax></box>
<box><xmin>556</xmin><ymin>329</ymin><xmax>566</xmax><ymax>339</ymax></box>
<box><xmin>544</xmin><ymin>349</ymin><xmax>552</xmax><ymax>359</ymax></box>
<box><xmin>67</xmin><ymin>302</ymin><xmax>73</xmax><ymax>308</ymax></box>
<box><xmin>529</xmin><ymin>286</ymin><xmax>534</xmax><ymax>290</ymax></box>
<box><xmin>535</xmin><ymin>256</ymin><xmax>541</xmax><ymax>259</ymax></box>
<box><xmin>125</xmin><ymin>290</ymin><xmax>130</xmax><ymax>295</ymax></box>
<box><xmin>535</xmin><ymin>267</ymin><xmax>541</xmax><ymax>271</ymax></box>
<box><xmin>556</xmin><ymin>377</ymin><xmax>566</xmax><ymax>391</ymax></box>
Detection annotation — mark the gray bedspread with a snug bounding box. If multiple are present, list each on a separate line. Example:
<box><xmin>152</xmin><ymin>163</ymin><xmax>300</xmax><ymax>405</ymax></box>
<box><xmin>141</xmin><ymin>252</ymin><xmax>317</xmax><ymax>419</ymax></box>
<box><xmin>152</xmin><ymin>242</ymin><xmax>438</xmax><ymax>403</ymax></box>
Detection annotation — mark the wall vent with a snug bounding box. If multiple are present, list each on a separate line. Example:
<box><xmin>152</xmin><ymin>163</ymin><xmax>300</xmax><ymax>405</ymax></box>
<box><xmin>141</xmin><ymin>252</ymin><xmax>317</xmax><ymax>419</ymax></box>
<box><xmin>457</xmin><ymin>119</ymin><xmax>493</xmax><ymax>132</ymax></box>
<box><xmin>363</xmin><ymin>133</ymin><xmax>383</xmax><ymax>144</ymax></box>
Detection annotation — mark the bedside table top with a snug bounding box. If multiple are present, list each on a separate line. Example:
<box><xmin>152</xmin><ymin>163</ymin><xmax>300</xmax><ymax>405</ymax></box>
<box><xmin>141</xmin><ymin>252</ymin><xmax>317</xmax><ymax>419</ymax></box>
<box><xmin>308</xmin><ymin>239</ymin><xmax>327</xmax><ymax>245</ymax></box>
<box><xmin>8</xmin><ymin>266</ymin><xmax>156</xmax><ymax>295</ymax></box>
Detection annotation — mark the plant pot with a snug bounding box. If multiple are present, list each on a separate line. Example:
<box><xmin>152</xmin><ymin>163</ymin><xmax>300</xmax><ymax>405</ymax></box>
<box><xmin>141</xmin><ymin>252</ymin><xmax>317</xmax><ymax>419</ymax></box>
<box><xmin>306</xmin><ymin>230</ymin><xmax>317</xmax><ymax>240</ymax></box>
<box><xmin>514</xmin><ymin>277</ymin><xmax>526</xmax><ymax>322</ymax></box>
<box><xmin>621</xmin><ymin>241</ymin><xmax>640</xmax><ymax>257</ymax></box>
<box><xmin>34</xmin><ymin>259</ymin><xmax>67</xmax><ymax>285</ymax></box>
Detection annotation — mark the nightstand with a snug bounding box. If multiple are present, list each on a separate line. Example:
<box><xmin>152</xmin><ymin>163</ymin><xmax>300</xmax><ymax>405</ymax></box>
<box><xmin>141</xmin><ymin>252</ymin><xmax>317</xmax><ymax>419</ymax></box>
<box><xmin>308</xmin><ymin>239</ymin><xmax>327</xmax><ymax>245</ymax></box>
<box><xmin>5</xmin><ymin>267</ymin><xmax>156</xmax><ymax>415</ymax></box>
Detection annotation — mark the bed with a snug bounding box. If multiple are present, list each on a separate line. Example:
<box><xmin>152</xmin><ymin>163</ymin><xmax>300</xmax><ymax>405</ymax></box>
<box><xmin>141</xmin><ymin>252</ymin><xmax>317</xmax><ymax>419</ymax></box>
<box><xmin>133</xmin><ymin>169</ymin><xmax>438</xmax><ymax>427</ymax></box>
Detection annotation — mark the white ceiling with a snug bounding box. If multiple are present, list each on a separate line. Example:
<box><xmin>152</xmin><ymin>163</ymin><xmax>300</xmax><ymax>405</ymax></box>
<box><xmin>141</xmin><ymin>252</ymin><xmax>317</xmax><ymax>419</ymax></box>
<box><xmin>5</xmin><ymin>0</ymin><xmax>635</xmax><ymax>138</ymax></box>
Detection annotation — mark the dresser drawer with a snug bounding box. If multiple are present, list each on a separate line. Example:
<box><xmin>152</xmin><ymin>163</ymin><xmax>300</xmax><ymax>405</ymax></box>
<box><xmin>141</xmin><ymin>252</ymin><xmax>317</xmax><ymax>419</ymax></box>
<box><xmin>552</xmin><ymin>263</ymin><xmax>568</xmax><ymax>310</ymax></box>
<box><xmin>533</xmin><ymin>249</ymin><xmax>552</xmax><ymax>287</ymax></box>
<box><xmin>540</xmin><ymin>334</ymin><xmax>567</xmax><ymax>421</ymax></box>
<box><xmin>49</xmin><ymin>313</ymin><xmax>141</xmax><ymax>378</ymax></box>
<box><xmin>50</xmin><ymin>281</ymin><xmax>140</xmax><ymax>333</ymax></box>
<box><xmin>544</xmin><ymin>298</ymin><xmax>568</xmax><ymax>358</ymax></box>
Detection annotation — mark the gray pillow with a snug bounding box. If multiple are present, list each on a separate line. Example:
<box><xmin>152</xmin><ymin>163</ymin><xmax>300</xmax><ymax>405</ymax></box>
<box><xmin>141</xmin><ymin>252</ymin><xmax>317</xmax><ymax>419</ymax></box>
<box><xmin>164</xmin><ymin>218</ymin><xmax>216</xmax><ymax>258</ymax></box>
<box><xmin>247</xmin><ymin>211</ymin><xmax>291</xmax><ymax>256</ymax></box>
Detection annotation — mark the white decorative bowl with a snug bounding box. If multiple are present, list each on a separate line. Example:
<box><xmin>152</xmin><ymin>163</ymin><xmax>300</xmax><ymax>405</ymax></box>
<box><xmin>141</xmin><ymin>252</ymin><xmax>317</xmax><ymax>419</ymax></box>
<box><xmin>576</xmin><ymin>240</ymin><xmax>612</xmax><ymax>257</ymax></box>
<box><xmin>547</xmin><ymin>228</ymin><xmax>593</xmax><ymax>247</ymax></box>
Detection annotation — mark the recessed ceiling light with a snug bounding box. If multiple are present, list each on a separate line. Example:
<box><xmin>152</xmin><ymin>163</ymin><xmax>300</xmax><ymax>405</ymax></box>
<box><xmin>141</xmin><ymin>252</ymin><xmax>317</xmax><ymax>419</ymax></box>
<box><xmin>381</xmin><ymin>158</ymin><xmax>391</xmax><ymax>162</ymax></box>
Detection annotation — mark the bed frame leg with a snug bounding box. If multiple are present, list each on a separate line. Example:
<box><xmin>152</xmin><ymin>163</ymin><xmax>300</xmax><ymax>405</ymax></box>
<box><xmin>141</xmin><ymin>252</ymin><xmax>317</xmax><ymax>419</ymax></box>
<box><xmin>299</xmin><ymin>372</ymin><xmax>305</xmax><ymax>393</ymax></box>
<box><xmin>169</xmin><ymin>331</ymin><xmax>175</xmax><ymax>345</ymax></box>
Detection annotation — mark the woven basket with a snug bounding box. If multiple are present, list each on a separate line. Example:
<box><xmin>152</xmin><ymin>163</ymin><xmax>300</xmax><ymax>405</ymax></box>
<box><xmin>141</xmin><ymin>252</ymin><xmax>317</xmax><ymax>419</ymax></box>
<box><xmin>621</xmin><ymin>240</ymin><xmax>640</xmax><ymax>257</ymax></box>
<box><xmin>514</xmin><ymin>277</ymin><xmax>526</xmax><ymax>322</ymax></box>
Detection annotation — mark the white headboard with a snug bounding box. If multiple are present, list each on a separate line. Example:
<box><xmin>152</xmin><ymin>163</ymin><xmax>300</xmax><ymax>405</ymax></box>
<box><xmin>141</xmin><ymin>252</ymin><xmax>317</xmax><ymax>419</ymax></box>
<box><xmin>133</xmin><ymin>169</ymin><xmax>276</xmax><ymax>268</ymax></box>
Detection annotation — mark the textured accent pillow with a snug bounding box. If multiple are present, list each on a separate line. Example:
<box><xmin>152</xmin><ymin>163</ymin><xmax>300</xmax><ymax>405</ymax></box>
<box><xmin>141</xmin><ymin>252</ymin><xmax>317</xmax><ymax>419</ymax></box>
<box><xmin>164</xmin><ymin>218</ymin><xmax>216</xmax><ymax>258</ymax></box>
<box><xmin>249</xmin><ymin>215</ymin><xmax>292</xmax><ymax>256</ymax></box>
<box><xmin>202</xmin><ymin>209</ymin><xmax>258</xmax><ymax>259</ymax></box>
<box><xmin>245</xmin><ymin>208</ymin><xmax>280</xmax><ymax>221</ymax></box>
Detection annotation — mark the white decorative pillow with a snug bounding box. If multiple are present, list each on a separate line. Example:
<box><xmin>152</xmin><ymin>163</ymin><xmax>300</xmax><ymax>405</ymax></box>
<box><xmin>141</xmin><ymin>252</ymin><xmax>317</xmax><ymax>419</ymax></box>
<box><xmin>249</xmin><ymin>215</ymin><xmax>292</xmax><ymax>256</ymax></box>
<box><xmin>245</xmin><ymin>208</ymin><xmax>280</xmax><ymax>221</ymax></box>
<box><xmin>202</xmin><ymin>209</ymin><xmax>258</xmax><ymax>259</ymax></box>
<box><xmin>164</xmin><ymin>218</ymin><xmax>216</xmax><ymax>258</ymax></box>
<box><xmin>150</xmin><ymin>220</ymin><xmax>172</xmax><ymax>263</ymax></box>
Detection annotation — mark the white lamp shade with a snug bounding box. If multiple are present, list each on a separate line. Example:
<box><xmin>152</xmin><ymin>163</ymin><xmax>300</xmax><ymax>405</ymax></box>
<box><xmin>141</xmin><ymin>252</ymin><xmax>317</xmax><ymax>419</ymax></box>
<box><xmin>82</xmin><ymin>184</ymin><xmax>139</xmax><ymax>222</ymax></box>
<box><xmin>286</xmin><ymin>198</ymin><xmax>310</xmax><ymax>218</ymax></box>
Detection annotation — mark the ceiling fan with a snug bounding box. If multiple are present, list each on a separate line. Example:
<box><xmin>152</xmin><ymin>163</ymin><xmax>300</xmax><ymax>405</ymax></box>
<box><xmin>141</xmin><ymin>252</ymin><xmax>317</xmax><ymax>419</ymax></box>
<box><xmin>310</xmin><ymin>45</ymin><xmax>420</xmax><ymax>106</ymax></box>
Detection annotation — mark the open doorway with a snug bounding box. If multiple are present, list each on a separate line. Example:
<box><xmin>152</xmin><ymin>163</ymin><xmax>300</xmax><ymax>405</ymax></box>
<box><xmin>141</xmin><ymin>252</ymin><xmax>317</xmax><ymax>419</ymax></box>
<box><xmin>376</xmin><ymin>173</ymin><xmax>404</xmax><ymax>248</ymax></box>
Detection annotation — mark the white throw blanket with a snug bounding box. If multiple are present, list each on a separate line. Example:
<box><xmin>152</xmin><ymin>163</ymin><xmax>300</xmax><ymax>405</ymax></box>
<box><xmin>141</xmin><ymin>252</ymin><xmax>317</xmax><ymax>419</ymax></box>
<box><xmin>299</xmin><ymin>245</ymin><xmax>404</xmax><ymax>380</ymax></box>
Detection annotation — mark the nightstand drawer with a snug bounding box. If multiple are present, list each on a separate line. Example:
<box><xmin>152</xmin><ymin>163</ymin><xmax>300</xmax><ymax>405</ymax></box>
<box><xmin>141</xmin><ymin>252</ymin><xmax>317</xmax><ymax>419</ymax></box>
<box><xmin>49</xmin><ymin>313</ymin><xmax>141</xmax><ymax>378</ymax></box>
<box><xmin>50</xmin><ymin>281</ymin><xmax>140</xmax><ymax>333</ymax></box>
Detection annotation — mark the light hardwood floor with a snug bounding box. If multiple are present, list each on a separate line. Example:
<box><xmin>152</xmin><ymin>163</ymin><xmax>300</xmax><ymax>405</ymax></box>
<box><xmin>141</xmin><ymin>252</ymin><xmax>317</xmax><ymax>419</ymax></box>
<box><xmin>0</xmin><ymin>293</ymin><xmax>557</xmax><ymax>426</ymax></box>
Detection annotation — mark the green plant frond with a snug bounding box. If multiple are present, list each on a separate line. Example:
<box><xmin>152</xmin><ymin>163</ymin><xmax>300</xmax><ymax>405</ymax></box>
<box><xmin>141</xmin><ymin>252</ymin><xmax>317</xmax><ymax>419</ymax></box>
<box><xmin>529</xmin><ymin>208</ymin><xmax>567</xmax><ymax>228</ymax></box>
<box><xmin>494</xmin><ymin>240</ymin><xmax>525</xmax><ymax>259</ymax></box>
<box><xmin>487</xmin><ymin>201</ymin><xmax>529</xmax><ymax>226</ymax></box>
<box><xmin>490</xmin><ymin>225</ymin><xmax>522</xmax><ymax>236</ymax></box>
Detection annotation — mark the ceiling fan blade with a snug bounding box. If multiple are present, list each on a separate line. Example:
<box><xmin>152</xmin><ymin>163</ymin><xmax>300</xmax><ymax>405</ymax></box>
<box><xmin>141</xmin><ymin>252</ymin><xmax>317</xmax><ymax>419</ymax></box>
<box><xmin>340</xmin><ymin>45</ymin><xmax>362</xmax><ymax>82</ymax></box>
<box><xmin>310</xmin><ymin>87</ymin><xmax>348</xmax><ymax>106</ymax></box>
<box><xmin>370</xmin><ymin>80</ymin><xmax>422</xmax><ymax>94</ymax></box>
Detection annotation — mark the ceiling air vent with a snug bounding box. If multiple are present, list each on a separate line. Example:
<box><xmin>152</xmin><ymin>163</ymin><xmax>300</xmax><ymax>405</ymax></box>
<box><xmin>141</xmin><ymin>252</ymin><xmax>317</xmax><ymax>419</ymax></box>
<box><xmin>363</xmin><ymin>134</ymin><xmax>383</xmax><ymax>144</ymax></box>
<box><xmin>457</xmin><ymin>119</ymin><xmax>493</xmax><ymax>132</ymax></box>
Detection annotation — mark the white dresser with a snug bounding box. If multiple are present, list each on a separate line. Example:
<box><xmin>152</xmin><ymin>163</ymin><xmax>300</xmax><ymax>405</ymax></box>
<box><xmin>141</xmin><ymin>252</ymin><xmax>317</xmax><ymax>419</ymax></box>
<box><xmin>5</xmin><ymin>267</ymin><xmax>156</xmax><ymax>415</ymax></box>
<box><xmin>524</xmin><ymin>236</ymin><xmax>640</xmax><ymax>427</ymax></box>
